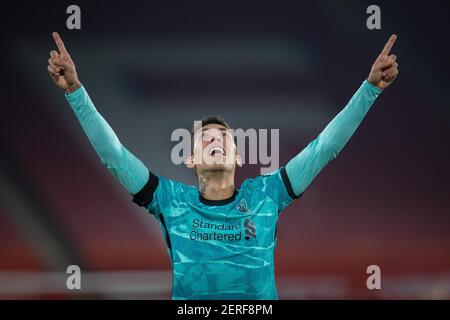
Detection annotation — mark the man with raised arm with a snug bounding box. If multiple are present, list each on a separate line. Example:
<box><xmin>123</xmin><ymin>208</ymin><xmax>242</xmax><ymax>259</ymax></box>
<box><xmin>48</xmin><ymin>32</ymin><xmax>398</xmax><ymax>299</ymax></box>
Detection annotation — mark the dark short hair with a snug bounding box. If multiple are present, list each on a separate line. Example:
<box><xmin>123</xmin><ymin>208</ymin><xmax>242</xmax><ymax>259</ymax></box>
<box><xmin>191</xmin><ymin>115</ymin><xmax>231</xmax><ymax>150</ymax></box>
<box><xmin>192</xmin><ymin>115</ymin><xmax>230</xmax><ymax>133</ymax></box>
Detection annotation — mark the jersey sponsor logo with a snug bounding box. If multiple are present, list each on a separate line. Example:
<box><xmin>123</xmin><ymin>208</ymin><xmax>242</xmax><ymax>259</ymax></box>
<box><xmin>189</xmin><ymin>211</ymin><xmax>257</xmax><ymax>242</ymax></box>
<box><xmin>244</xmin><ymin>218</ymin><xmax>256</xmax><ymax>240</ymax></box>
<box><xmin>238</xmin><ymin>199</ymin><xmax>257</xmax><ymax>240</ymax></box>
<box><xmin>190</xmin><ymin>219</ymin><xmax>242</xmax><ymax>241</ymax></box>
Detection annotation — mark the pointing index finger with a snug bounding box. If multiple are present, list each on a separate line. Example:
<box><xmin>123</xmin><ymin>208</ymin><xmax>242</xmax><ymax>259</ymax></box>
<box><xmin>380</xmin><ymin>34</ymin><xmax>397</xmax><ymax>56</ymax></box>
<box><xmin>52</xmin><ymin>32</ymin><xmax>68</xmax><ymax>54</ymax></box>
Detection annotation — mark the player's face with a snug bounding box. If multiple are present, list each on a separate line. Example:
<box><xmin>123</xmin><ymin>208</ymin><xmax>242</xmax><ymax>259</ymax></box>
<box><xmin>192</xmin><ymin>123</ymin><xmax>238</xmax><ymax>174</ymax></box>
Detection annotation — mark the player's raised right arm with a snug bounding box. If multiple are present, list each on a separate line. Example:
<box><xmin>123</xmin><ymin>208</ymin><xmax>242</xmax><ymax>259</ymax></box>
<box><xmin>47</xmin><ymin>32</ymin><xmax>150</xmax><ymax>195</ymax></box>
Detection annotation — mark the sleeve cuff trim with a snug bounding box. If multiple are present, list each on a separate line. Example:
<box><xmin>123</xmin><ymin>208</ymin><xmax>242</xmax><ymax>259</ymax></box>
<box><xmin>280</xmin><ymin>167</ymin><xmax>303</xmax><ymax>200</ymax></box>
<box><xmin>132</xmin><ymin>171</ymin><xmax>159</xmax><ymax>207</ymax></box>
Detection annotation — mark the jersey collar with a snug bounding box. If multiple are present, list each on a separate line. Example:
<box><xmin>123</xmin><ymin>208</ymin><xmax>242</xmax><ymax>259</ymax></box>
<box><xmin>199</xmin><ymin>190</ymin><xmax>238</xmax><ymax>206</ymax></box>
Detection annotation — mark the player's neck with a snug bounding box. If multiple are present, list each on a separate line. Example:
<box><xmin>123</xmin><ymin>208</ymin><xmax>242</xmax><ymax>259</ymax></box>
<box><xmin>198</xmin><ymin>172</ymin><xmax>235</xmax><ymax>201</ymax></box>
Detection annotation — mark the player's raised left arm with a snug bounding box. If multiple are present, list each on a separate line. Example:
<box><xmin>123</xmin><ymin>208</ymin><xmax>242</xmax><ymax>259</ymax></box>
<box><xmin>48</xmin><ymin>32</ymin><xmax>151</xmax><ymax>196</ymax></box>
<box><xmin>285</xmin><ymin>35</ymin><xmax>399</xmax><ymax>197</ymax></box>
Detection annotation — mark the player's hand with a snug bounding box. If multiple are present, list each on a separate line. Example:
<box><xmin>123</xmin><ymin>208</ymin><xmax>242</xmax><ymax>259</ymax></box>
<box><xmin>368</xmin><ymin>34</ymin><xmax>399</xmax><ymax>90</ymax></box>
<box><xmin>47</xmin><ymin>32</ymin><xmax>81</xmax><ymax>94</ymax></box>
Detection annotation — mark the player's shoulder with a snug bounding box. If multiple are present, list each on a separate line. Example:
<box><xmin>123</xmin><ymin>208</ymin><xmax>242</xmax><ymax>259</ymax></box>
<box><xmin>240</xmin><ymin>168</ymin><xmax>283</xmax><ymax>192</ymax></box>
<box><xmin>240</xmin><ymin>167</ymin><xmax>300</xmax><ymax>208</ymax></box>
<box><xmin>157</xmin><ymin>175</ymin><xmax>196</xmax><ymax>195</ymax></box>
<box><xmin>158</xmin><ymin>176</ymin><xmax>200</xmax><ymax>204</ymax></box>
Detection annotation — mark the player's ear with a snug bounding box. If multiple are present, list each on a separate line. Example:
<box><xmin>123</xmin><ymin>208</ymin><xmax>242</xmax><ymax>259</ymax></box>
<box><xmin>236</xmin><ymin>154</ymin><xmax>243</xmax><ymax>167</ymax></box>
<box><xmin>186</xmin><ymin>155</ymin><xmax>195</xmax><ymax>169</ymax></box>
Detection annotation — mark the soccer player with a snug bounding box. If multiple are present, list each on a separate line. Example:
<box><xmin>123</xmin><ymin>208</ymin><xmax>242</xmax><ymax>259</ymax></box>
<box><xmin>47</xmin><ymin>32</ymin><xmax>398</xmax><ymax>299</ymax></box>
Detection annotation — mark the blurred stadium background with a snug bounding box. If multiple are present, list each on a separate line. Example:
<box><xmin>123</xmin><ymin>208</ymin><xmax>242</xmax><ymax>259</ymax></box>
<box><xmin>0</xmin><ymin>0</ymin><xmax>449</xmax><ymax>299</ymax></box>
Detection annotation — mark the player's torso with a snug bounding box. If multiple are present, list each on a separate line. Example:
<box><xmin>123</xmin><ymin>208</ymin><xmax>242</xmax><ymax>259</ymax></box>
<box><xmin>161</xmin><ymin>183</ymin><xmax>280</xmax><ymax>299</ymax></box>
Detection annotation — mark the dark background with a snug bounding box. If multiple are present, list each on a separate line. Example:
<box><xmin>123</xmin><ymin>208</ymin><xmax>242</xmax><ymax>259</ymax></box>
<box><xmin>0</xmin><ymin>0</ymin><xmax>449</xmax><ymax>299</ymax></box>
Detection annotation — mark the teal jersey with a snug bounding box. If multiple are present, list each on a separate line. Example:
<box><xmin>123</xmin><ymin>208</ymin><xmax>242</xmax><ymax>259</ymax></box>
<box><xmin>132</xmin><ymin>167</ymin><xmax>299</xmax><ymax>299</ymax></box>
<box><xmin>64</xmin><ymin>79</ymin><xmax>381</xmax><ymax>300</ymax></box>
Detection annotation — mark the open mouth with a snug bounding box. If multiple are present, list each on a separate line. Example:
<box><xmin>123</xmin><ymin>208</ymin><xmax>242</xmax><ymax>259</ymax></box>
<box><xmin>209</xmin><ymin>146</ymin><xmax>226</xmax><ymax>156</ymax></box>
